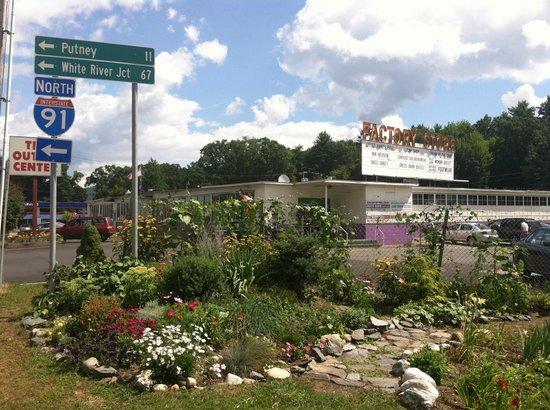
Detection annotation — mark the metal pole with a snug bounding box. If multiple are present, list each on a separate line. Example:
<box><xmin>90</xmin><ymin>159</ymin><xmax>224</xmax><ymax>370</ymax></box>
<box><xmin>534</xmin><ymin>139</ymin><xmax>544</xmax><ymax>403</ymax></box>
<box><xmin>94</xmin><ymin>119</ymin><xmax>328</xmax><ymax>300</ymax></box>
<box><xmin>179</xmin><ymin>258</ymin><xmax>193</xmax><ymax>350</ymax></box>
<box><xmin>0</xmin><ymin>0</ymin><xmax>14</xmax><ymax>286</ymax></box>
<box><xmin>48</xmin><ymin>162</ymin><xmax>56</xmax><ymax>290</ymax></box>
<box><xmin>0</xmin><ymin>159</ymin><xmax>9</xmax><ymax>283</ymax></box>
<box><xmin>131</xmin><ymin>82</ymin><xmax>138</xmax><ymax>259</ymax></box>
<box><xmin>438</xmin><ymin>208</ymin><xmax>449</xmax><ymax>268</ymax></box>
<box><xmin>32</xmin><ymin>176</ymin><xmax>38</xmax><ymax>232</ymax></box>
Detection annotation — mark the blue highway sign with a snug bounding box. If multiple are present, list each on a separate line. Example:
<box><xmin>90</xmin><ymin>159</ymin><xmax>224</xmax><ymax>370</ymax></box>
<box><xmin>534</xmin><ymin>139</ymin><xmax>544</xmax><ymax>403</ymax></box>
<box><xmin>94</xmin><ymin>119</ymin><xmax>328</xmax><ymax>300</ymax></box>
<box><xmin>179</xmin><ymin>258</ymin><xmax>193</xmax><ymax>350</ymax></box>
<box><xmin>36</xmin><ymin>137</ymin><xmax>72</xmax><ymax>163</ymax></box>
<box><xmin>33</xmin><ymin>97</ymin><xmax>75</xmax><ymax>136</ymax></box>
<box><xmin>34</xmin><ymin>76</ymin><xmax>76</xmax><ymax>98</ymax></box>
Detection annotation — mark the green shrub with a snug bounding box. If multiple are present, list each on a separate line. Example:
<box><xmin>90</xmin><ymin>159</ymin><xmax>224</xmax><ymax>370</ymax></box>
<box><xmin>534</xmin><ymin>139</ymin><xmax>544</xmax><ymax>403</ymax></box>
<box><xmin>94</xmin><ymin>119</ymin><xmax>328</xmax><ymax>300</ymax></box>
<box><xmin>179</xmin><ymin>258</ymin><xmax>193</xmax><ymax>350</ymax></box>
<box><xmin>341</xmin><ymin>307</ymin><xmax>373</xmax><ymax>331</ymax></box>
<box><xmin>394</xmin><ymin>299</ymin><xmax>473</xmax><ymax>327</ymax></box>
<box><xmin>75</xmin><ymin>224</ymin><xmax>106</xmax><ymax>263</ymax></box>
<box><xmin>52</xmin><ymin>277</ymin><xmax>100</xmax><ymax>314</ymax></box>
<box><xmin>138</xmin><ymin>300</ymin><xmax>165</xmax><ymax>321</ymax></box>
<box><xmin>376</xmin><ymin>250</ymin><xmax>444</xmax><ymax>307</ymax></box>
<box><xmin>222</xmin><ymin>336</ymin><xmax>275</xmax><ymax>376</ymax></box>
<box><xmin>78</xmin><ymin>294</ymin><xmax>121</xmax><ymax>332</ymax></box>
<box><xmin>161</xmin><ymin>255</ymin><xmax>227</xmax><ymax>300</ymax></box>
<box><xmin>456</xmin><ymin>356</ymin><xmax>508</xmax><ymax>409</ymax></box>
<box><xmin>530</xmin><ymin>291</ymin><xmax>550</xmax><ymax>316</ymax></box>
<box><xmin>121</xmin><ymin>266</ymin><xmax>159</xmax><ymax>307</ymax></box>
<box><xmin>477</xmin><ymin>272</ymin><xmax>531</xmax><ymax>313</ymax></box>
<box><xmin>523</xmin><ymin>321</ymin><xmax>550</xmax><ymax>362</ymax></box>
<box><xmin>409</xmin><ymin>346</ymin><xmax>448</xmax><ymax>384</ymax></box>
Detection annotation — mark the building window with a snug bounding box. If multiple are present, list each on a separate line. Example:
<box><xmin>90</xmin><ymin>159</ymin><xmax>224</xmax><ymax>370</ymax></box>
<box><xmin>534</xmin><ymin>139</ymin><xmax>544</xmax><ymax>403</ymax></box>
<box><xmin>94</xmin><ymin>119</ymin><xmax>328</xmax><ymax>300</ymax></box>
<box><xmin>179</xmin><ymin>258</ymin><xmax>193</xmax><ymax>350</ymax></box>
<box><xmin>458</xmin><ymin>194</ymin><xmax>467</xmax><ymax>205</ymax></box>
<box><xmin>498</xmin><ymin>196</ymin><xmax>506</xmax><ymax>206</ymax></box>
<box><xmin>435</xmin><ymin>194</ymin><xmax>446</xmax><ymax>205</ymax></box>
<box><xmin>524</xmin><ymin>196</ymin><xmax>532</xmax><ymax>206</ymax></box>
<box><xmin>413</xmin><ymin>193</ymin><xmax>423</xmax><ymax>205</ymax></box>
<box><xmin>447</xmin><ymin>194</ymin><xmax>457</xmax><ymax>205</ymax></box>
<box><xmin>478</xmin><ymin>195</ymin><xmax>488</xmax><ymax>206</ymax></box>
<box><xmin>532</xmin><ymin>197</ymin><xmax>540</xmax><ymax>206</ymax></box>
<box><xmin>423</xmin><ymin>194</ymin><xmax>434</xmax><ymax>204</ymax></box>
<box><xmin>468</xmin><ymin>195</ymin><xmax>478</xmax><ymax>206</ymax></box>
<box><xmin>541</xmin><ymin>197</ymin><xmax>548</xmax><ymax>206</ymax></box>
<box><xmin>515</xmin><ymin>196</ymin><xmax>524</xmax><ymax>206</ymax></box>
<box><xmin>488</xmin><ymin>195</ymin><xmax>496</xmax><ymax>206</ymax></box>
<box><xmin>506</xmin><ymin>196</ymin><xmax>515</xmax><ymax>206</ymax></box>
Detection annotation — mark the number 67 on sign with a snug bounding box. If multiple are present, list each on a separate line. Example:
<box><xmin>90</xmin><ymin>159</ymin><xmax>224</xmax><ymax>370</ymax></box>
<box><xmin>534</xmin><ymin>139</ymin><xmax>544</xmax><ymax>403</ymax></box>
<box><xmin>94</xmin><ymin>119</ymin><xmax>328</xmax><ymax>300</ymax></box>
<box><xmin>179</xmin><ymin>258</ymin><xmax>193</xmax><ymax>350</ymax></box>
<box><xmin>33</xmin><ymin>97</ymin><xmax>75</xmax><ymax>137</ymax></box>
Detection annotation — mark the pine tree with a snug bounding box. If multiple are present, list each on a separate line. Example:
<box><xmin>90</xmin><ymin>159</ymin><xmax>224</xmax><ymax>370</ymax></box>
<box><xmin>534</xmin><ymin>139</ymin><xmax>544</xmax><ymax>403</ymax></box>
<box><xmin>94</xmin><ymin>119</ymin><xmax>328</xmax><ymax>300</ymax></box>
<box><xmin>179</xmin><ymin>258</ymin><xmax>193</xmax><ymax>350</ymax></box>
<box><xmin>76</xmin><ymin>224</ymin><xmax>106</xmax><ymax>263</ymax></box>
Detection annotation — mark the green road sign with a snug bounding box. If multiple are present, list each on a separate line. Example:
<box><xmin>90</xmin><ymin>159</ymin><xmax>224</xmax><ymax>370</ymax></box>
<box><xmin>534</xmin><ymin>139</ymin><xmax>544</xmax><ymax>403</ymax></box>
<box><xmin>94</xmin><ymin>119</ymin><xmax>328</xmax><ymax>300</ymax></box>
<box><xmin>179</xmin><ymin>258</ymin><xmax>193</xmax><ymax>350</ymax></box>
<box><xmin>34</xmin><ymin>55</ymin><xmax>154</xmax><ymax>84</ymax></box>
<box><xmin>35</xmin><ymin>36</ymin><xmax>154</xmax><ymax>66</ymax></box>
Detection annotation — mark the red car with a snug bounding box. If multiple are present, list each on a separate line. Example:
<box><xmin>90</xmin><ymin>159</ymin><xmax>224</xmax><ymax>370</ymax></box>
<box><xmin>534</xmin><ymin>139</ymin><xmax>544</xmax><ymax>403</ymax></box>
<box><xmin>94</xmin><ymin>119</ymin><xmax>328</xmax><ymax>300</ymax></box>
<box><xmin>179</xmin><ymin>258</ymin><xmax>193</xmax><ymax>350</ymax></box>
<box><xmin>58</xmin><ymin>217</ymin><xmax>117</xmax><ymax>241</ymax></box>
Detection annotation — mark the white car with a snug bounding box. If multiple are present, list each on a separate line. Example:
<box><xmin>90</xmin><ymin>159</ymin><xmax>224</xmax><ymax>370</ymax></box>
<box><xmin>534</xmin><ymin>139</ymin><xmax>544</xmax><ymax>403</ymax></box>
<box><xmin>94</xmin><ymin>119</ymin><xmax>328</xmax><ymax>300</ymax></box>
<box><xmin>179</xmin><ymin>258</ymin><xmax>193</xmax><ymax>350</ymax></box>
<box><xmin>446</xmin><ymin>222</ymin><xmax>499</xmax><ymax>245</ymax></box>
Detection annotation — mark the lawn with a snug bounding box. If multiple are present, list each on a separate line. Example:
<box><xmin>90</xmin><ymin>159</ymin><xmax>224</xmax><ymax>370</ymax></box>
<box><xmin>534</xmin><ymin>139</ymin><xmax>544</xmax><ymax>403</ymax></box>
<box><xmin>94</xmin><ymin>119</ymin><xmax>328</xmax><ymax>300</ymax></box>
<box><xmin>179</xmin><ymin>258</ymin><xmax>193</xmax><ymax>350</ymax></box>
<box><xmin>0</xmin><ymin>283</ymin><xmax>401</xmax><ymax>410</ymax></box>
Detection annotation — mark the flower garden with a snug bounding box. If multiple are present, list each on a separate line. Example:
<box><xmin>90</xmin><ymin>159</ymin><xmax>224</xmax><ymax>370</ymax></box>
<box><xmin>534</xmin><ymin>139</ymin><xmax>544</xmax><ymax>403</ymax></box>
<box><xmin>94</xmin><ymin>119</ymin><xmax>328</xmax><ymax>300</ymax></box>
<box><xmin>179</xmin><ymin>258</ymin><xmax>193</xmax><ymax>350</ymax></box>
<box><xmin>12</xmin><ymin>198</ymin><xmax>550</xmax><ymax>409</ymax></box>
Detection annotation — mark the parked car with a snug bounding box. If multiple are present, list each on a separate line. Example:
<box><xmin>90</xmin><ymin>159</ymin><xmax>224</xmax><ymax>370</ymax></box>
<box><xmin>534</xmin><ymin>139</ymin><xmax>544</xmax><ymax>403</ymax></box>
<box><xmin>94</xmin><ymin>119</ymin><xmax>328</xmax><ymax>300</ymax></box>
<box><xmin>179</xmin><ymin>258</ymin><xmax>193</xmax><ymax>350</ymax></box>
<box><xmin>515</xmin><ymin>226</ymin><xmax>550</xmax><ymax>277</ymax></box>
<box><xmin>446</xmin><ymin>222</ymin><xmax>499</xmax><ymax>245</ymax></box>
<box><xmin>36</xmin><ymin>222</ymin><xmax>65</xmax><ymax>232</ymax></box>
<box><xmin>494</xmin><ymin>218</ymin><xmax>544</xmax><ymax>241</ymax></box>
<box><xmin>57</xmin><ymin>217</ymin><xmax>116</xmax><ymax>241</ymax></box>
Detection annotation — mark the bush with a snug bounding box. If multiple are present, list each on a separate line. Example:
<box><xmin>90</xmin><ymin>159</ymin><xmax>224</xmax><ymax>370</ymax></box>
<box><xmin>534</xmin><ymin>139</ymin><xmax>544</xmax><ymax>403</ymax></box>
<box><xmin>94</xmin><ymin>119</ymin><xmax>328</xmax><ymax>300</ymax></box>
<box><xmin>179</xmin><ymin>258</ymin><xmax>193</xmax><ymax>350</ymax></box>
<box><xmin>76</xmin><ymin>224</ymin><xmax>106</xmax><ymax>263</ymax></box>
<box><xmin>477</xmin><ymin>272</ymin><xmax>531</xmax><ymax>313</ymax></box>
<box><xmin>341</xmin><ymin>307</ymin><xmax>374</xmax><ymax>331</ymax></box>
<box><xmin>409</xmin><ymin>346</ymin><xmax>448</xmax><ymax>384</ymax></box>
<box><xmin>114</xmin><ymin>215</ymin><xmax>173</xmax><ymax>262</ymax></box>
<box><xmin>161</xmin><ymin>255</ymin><xmax>227</xmax><ymax>301</ymax></box>
<box><xmin>78</xmin><ymin>295</ymin><xmax>121</xmax><ymax>332</ymax></box>
<box><xmin>121</xmin><ymin>266</ymin><xmax>160</xmax><ymax>308</ymax></box>
<box><xmin>52</xmin><ymin>277</ymin><xmax>100</xmax><ymax>315</ymax></box>
<box><xmin>376</xmin><ymin>250</ymin><xmax>444</xmax><ymax>307</ymax></box>
<box><xmin>530</xmin><ymin>291</ymin><xmax>550</xmax><ymax>316</ymax></box>
<box><xmin>394</xmin><ymin>300</ymin><xmax>474</xmax><ymax>327</ymax></box>
<box><xmin>222</xmin><ymin>336</ymin><xmax>275</xmax><ymax>376</ymax></box>
<box><xmin>308</xmin><ymin>267</ymin><xmax>373</xmax><ymax>309</ymax></box>
<box><xmin>523</xmin><ymin>321</ymin><xmax>550</xmax><ymax>362</ymax></box>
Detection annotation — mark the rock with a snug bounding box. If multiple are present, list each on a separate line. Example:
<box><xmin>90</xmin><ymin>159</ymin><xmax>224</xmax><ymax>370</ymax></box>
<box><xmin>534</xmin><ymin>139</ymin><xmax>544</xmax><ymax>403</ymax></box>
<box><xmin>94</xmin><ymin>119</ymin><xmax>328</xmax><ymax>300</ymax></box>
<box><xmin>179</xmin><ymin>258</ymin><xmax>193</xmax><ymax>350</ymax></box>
<box><xmin>388</xmin><ymin>323</ymin><xmax>396</xmax><ymax>330</ymax></box>
<box><xmin>117</xmin><ymin>369</ymin><xmax>136</xmax><ymax>384</ymax></box>
<box><xmin>365</xmin><ymin>332</ymin><xmax>382</xmax><ymax>341</ymax></box>
<box><xmin>385</xmin><ymin>334</ymin><xmax>411</xmax><ymax>343</ymax></box>
<box><xmin>321</xmin><ymin>334</ymin><xmax>345</xmax><ymax>357</ymax></box>
<box><xmin>250</xmin><ymin>371</ymin><xmax>265</xmax><ymax>381</ymax></box>
<box><xmin>307</xmin><ymin>362</ymin><xmax>347</xmax><ymax>379</ymax></box>
<box><xmin>346</xmin><ymin>372</ymin><xmax>362</xmax><ymax>382</ymax></box>
<box><xmin>450</xmin><ymin>331</ymin><xmax>464</xmax><ymax>343</ymax></box>
<box><xmin>94</xmin><ymin>366</ymin><xmax>118</xmax><ymax>378</ymax></box>
<box><xmin>30</xmin><ymin>336</ymin><xmax>48</xmax><ymax>347</ymax></box>
<box><xmin>265</xmin><ymin>367</ymin><xmax>291</xmax><ymax>380</ymax></box>
<box><xmin>401</xmin><ymin>349</ymin><xmax>413</xmax><ymax>359</ymax></box>
<box><xmin>390</xmin><ymin>359</ymin><xmax>410</xmax><ymax>377</ymax></box>
<box><xmin>365</xmin><ymin>328</ymin><xmax>380</xmax><ymax>335</ymax></box>
<box><xmin>54</xmin><ymin>352</ymin><xmax>68</xmax><ymax>362</ymax></box>
<box><xmin>331</xmin><ymin>377</ymin><xmax>364</xmax><ymax>388</ymax></box>
<box><xmin>21</xmin><ymin>316</ymin><xmax>49</xmax><ymax>330</ymax></box>
<box><xmin>32</xmin><ymin>328</ymin><xmax>51</xmax><ymax>338</ymax></box>
<box><xmin>364</xmin><ymin>377</ymin><xmax>400</xmax><ymax>389</ymax></box>
<box><xmin>386</xmin><ymin>329</ymin><xmax>411</xmax><ymax>338</ymax></box>
<box><xmin>401</xmin><ymin>368</ymin><xmax>437</xmax><ymax>388</ymax></box>
<box><xmin>392</xmin><ymin>318</ymin><xmax>404</xmax><ymax>330</ymax></box>
<box><xmin>357</xmin><ymin>343</ymin><xmax>378</xmax><ymax>351</ymax></box>
<box><xmin>399</xmin><ymin>379</ymin><xmax>439</xmax><ymax>397</ymax></box>
<box><xmin>400</xmin><ymin>320</ymin><xmax>415</xmax><ymax>328</ymax></box>
<box><xmin>429</xmin><ymin>330</ymin><xmax>451</xmax><ymax>340</ymax></box>
<box><xmin>351</xmin><ymin>329</ymin><xmax>365</xmax><ymax>341</ymax></box>
<box><xmin>302</xmin><ymin>371</ymin><xmax>330</xmax><ymax>381</ymax></box>
<box><xmin>134</xmin><ymin>370</ymin><xmax>154</xmax><ymax>391</ymax></box>
<box><xmin>311</xmin><ymin>347</ymin><xmax>326</xmax><ymax>362</ymax></box>
<box><xmin>343</xmin><ymin>343</ymin><xmax>356</xmax><ymax>352</ymax></box>
<box><xmin>82</xmin><ymin>357</ymin><xmax>99</xmax><ymax>372</ymax></box>
<box><xmin>478</xmin><ymin>315</ymin><xmax>489</xmax><ymax>324</ymax></box>
<box><xmin>399</xmin><ymin>388</ymin><xmax>438</xmax><ymax>409</ymax></box>
<box><xmin>186</xmin><ymin>377</ymin><xmax>197</xmax><ymax>388</ymax></box>
<box><xmin>101</xmin><ymin>376</ymin><xmax>118</xmax><ymax>384</ymax></box>
<box><xmin>343</xmin><ymin>333</ymin><xmax>352</xmax><ymax>342</ymax></box>
<box><xmin>170</xmin><ymin>384</ymin><xmax>180</xmax><ymax>391</ymax></box>
<box><xmin>342</xmin><ymin>348</ymin><xmax>370</xmax><ymax>359</ymax></box>
<box><xmin>448</xmin><ymin>340</ymin><xmax>461</xmax><ymax>347</ymax></box>
<box><xmin>428</xmin><ymin>344</ymin><xmax>440</xmax><ymax>352</ymax></box>
<box><xmin>290</xmin><ymin>365</ymin><xmax>306</xmax><ymax>374</ymax></box>
<box><xmin>227</xmin><ymin>373</ymin><xmax>243</xmax><ymax>385</ymax></box>
<box><xmin>243</xmin><ymin>377</ymin><xmax>256</xmax><ymax>385</ymax></box>
<box><xmin>152</xmin><ymin>384</ymin><xmax>168</xmax><ymax>392</ymax></box>
<box><xmin>370</xmin><ymin>316</ymin><xmax>390</xmax><ymax>329</ymax></box>
<box><xmin>374</xmin><ymin>340</ymin><xmax>390</xmax><ymax>348</ymax></box>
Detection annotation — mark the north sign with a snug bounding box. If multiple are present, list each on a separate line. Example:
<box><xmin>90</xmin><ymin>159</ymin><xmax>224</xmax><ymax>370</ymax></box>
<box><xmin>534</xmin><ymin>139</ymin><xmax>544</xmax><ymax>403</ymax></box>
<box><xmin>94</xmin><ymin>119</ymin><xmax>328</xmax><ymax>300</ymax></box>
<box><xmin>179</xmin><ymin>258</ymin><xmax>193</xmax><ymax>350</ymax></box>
<box><xmin>34</xmin><ymin>55</ymin><xmax>154</xmax><ymax>84</ymax></box>
<box><xmin>34</xmin><ymin>76</ymin><xmax>75</xmax><ymax>98</ymax></box>
<box><xmin>35</xmin><ymin>36</ymin><xmax>154</xmax><ymax>66</ymax></box>
<box><xmin>36</xmin><ymin>137</ymin><xmax>72</xmax><ymax>164</ymax></box>
<box><xmin>33</xmin><ymin>97</ymin><xmax>75</xmax><ymax>137</ymax></box>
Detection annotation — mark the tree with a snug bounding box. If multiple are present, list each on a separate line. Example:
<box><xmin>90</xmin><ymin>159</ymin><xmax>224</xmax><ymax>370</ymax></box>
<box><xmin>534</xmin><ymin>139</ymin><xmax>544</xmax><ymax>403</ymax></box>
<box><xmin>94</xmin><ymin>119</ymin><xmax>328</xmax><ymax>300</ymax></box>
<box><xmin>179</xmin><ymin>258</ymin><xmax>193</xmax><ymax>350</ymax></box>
<box><xmin>6</xmin><ymin>184</ymin><xmax>25</xmax><ymax>231</ymax></box>
<box><xmin>454</xmin><ymin>131</ymin><xmax>494</xmax><ymax>187</ymax></box>
<box><xmin>86</xmin><ymin>164</ymin><xmax>131</xmax><ymax>199</ymax></box>
<box><xmin>142</xmin><ymin>159</ymin><xmax>168</xmax><ymax>192</ymax></box>
<box><xmin>57</xmin><ymin>166</ymin><xmax>86</xmax><ymax>202</ymax></box>
<box><xmin>76</xmin><ymin>224</ymin><xmax>106</xmax><ymax>263</ymax></box>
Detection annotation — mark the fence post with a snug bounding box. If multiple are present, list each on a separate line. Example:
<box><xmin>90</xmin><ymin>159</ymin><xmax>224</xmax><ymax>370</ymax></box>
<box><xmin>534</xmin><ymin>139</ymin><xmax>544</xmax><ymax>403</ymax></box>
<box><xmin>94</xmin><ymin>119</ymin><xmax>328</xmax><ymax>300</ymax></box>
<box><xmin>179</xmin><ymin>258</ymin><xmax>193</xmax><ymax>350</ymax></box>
<box><xmin>438</xmin><ymin>208</ymin><xmax>450</xmax><ymax>268</ymax></box>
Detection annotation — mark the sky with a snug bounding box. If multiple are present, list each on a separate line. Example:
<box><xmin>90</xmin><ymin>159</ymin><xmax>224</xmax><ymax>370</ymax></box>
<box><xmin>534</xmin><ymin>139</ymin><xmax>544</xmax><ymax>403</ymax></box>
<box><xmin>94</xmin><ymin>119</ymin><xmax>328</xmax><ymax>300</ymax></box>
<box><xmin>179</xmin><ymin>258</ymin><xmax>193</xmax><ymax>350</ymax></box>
<box><xmin>3</xmin><ymin>0</ymin><xmax>550</xmax><ymax>178</ymax></box>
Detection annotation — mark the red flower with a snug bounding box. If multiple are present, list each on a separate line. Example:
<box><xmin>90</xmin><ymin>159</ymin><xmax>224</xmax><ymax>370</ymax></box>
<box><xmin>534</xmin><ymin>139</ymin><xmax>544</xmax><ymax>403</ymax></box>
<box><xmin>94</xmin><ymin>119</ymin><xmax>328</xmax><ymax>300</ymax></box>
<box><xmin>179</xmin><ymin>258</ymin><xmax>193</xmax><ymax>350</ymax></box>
<box><xmin>128</xmin><ymin>308</ymin><xmax>139</xmax><ymax>315</ymax></box>
<box><xmin>166</xmin><ymin>309</ymin><xmax>176</xmax><ymax>318</ymax></box>
<box><xmin>511</xmin><ymin>396</ymin><xmax>520</xmax><ymax>407</ymax></box>
<box><xmin>188</xmin><ymin>300</ymin><xmax>199</xmax><ymax>311</ymax></box>
<box><xmin>497</xmin><ymin>378</ymin><xmax>509</xmax><ymax>389</ymax></box>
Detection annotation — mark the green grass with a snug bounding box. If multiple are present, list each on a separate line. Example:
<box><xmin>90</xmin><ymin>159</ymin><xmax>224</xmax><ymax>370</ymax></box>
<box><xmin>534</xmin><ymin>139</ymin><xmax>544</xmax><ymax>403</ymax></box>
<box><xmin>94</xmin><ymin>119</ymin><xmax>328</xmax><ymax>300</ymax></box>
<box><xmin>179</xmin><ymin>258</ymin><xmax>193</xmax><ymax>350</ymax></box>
<box><xmin>0</xmin><ymin>283</ymin><xmax>401</xmax><ymax>409</ymax></box>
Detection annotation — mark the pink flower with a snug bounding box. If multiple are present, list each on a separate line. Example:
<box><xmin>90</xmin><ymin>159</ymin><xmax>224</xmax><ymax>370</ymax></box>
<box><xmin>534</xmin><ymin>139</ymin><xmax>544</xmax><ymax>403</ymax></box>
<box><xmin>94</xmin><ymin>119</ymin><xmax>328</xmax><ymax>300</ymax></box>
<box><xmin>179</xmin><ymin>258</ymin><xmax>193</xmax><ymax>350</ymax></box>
<box><xmin>166</xmin><ymin>309</ymin><xmax>176</xmax><ymax>318</ymax></box>
<box><xmin>128</xmin><ymin>308</ymin><xmax>139</xmax><ymax>315</ymax></box>
<box><xmin>188</xmin><ymin>300</ymin><xmax>199</xmax><ymax>311</ymax></box>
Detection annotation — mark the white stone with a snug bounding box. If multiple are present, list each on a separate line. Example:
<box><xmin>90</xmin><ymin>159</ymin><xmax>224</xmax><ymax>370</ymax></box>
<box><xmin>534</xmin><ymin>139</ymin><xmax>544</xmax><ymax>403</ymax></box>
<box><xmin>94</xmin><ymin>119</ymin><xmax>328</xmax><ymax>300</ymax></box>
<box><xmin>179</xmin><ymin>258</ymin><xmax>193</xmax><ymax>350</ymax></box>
<box><xmin>152</xmin><ymin>384</ymin><xmax>168</xmax><ymax>392</ymax></box>
<box><xmin>186</xmin><ymin>377</ymin><xmax>197</xmax><ymax>388</ymax></box>
<box><xmin>400</xmin><ymin>349</ymin><xmax>413</xmax><ymax>359</ymax></box>
<box><xmin>370</xmin><ymin>316</ymin><xmax>389</xmax><ymax>328</ymax></box>
<box><xmin>82</xmin><ymin>357</ymin><xmax>99</xmax><ymax>369</ymax></box>
<box><xmin>399</xmin><ymin>379</ymin><xmax>439</xmax><ymax>398</ymax></box>
<box><xmin>170</xmin><ymin>384</ymin><xmax>180</xmax><ymax>391</ymax></box>
<box><xmin>265</xmin><ymin>367</ymin><xmax>291</xmax><ymax>380</ymax></box>
<box><xmin>227</xmin><ymin>373</ymin><xmax>243</xmax><ymax>385</ymax></box>
<box><xmin>390</xmin><ymin>359</ymin><xmax>410</xmax><ymax>377</ymax></box>
<box><xmin>243</xmin><ymin>378</ymin><xmax>256</xmax><ymax>385</ymax></box>
<box><xmin>399</xmin><ymin>386</ymin><xmax>439</xmax><ymax>409</ymax></box>
<box><xmin>134</xmin><ymin>369</ymin><xmax>154</xmax><ymax>391</ymax></box>
<box><xmin>343</xmin><ymin>343</ymin><xmax>356</xmax><ymax>352</ymax></box>
<box><xmin>401</xmin><ymin>368</ymin><xmax>437</xmax><ymax>388</ymax></box>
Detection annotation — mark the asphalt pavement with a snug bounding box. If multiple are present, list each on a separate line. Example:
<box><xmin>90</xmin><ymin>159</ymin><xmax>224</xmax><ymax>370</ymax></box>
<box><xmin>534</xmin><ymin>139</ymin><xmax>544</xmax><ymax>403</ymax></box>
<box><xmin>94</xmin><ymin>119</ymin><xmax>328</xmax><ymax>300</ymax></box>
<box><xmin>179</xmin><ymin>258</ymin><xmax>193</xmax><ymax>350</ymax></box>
<box><xmin>2</xmin><ymin>241</ymin><xmax>114</xmax><ymax>284</ymax></box>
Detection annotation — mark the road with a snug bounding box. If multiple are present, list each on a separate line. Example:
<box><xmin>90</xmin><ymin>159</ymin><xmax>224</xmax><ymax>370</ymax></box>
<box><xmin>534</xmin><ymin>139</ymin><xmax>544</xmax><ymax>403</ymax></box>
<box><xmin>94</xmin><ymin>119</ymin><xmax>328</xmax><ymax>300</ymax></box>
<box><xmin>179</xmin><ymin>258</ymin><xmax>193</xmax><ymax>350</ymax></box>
<box><xmin>2</xmin><ymin>241</ymin><xmax>114</xmax><ymax>284</ymax></box>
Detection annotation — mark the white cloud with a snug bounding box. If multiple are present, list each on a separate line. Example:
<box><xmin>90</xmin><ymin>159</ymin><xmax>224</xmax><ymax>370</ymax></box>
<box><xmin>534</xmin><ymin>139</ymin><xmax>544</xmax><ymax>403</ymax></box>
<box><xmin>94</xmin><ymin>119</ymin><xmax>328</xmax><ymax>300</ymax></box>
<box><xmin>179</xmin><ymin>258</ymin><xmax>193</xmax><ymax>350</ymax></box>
<box><xmin>277</xmin><ymin>0</ymin><xmax>550</xmax><ymax>121</ymax></box>
<box><xmin>100</xmin><ymin>15</ymin><xmax>118</xmax><ymax>28</ymax></box>
<box><xmin>90</xmin><ymin>28</ymin><xmax>104</xmax><ymax>41</ymax></box>
<box><xmin>185</xmin><ymin>25</ymin><xmax>200</xmax><ymax>43</ymax></box>
<box><xmin>381</xmin><ymin>114</ymin><xmax>406</xmax><ymax>129</ymax></box>
<box><xmin>252</xmin><ymin>94</ymin><xmax>296</xmax><ymax>125</ymax></box>
<box><xmin>194</xmin><ymin>39</ymin><xmax>228</xmax><ymax>65</ymax></box>
<box><xmin>225</xmin><ymin>97</ymin><xmax>246</xmax><ymax>115</ymax></box>
<box><xmin>167</xmin><ymin>7</ymin><xmax>178</xmax><ymax>20</ymax></box>
<box><xmin>13</xmin><ymin>62</ymin><xmax>33</xmax><ymax>78</ymax></box>
<box><xmin>155</xmin><ymin>47</ymin><xmax>195</xmax><ymax>88</ymax></box>
<box><xmin>501</xmin><ymin>84</ymin><xmax>545</xmax><ymax>108</ymax></box>
<box><xmin>522</xmin><ymin>20</ymin><xmax>550</xmax><ymax>48</ymax></box>
<box><xmin>167</xmin><ymin>25</ymin><xmax>175</xmax><ymax>33</ymax></box>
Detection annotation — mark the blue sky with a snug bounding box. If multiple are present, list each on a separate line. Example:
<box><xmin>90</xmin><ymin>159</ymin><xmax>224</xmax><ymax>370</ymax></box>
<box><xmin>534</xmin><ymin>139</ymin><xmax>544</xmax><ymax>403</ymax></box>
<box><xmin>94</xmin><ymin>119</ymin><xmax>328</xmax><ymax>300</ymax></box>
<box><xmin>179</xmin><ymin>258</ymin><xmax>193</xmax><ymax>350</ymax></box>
<box><xmin>5</xmin><ymin>0</ymin><xmax>550</xmax><ymax>175</ymax></box>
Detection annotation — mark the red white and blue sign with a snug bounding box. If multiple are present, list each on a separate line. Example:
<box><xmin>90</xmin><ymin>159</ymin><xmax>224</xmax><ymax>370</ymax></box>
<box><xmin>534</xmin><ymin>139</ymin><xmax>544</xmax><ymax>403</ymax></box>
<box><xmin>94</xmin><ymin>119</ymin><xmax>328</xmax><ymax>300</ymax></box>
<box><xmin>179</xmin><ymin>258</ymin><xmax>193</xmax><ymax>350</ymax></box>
<box><xmin>33</xmin><ymin>97</ymin><xmax>75</xmax><ymax>137</ymax></box>
<box><xmin>35</xmin><ymin>137</ymin><xmax>72</xmax><ymax>164</ymax></box>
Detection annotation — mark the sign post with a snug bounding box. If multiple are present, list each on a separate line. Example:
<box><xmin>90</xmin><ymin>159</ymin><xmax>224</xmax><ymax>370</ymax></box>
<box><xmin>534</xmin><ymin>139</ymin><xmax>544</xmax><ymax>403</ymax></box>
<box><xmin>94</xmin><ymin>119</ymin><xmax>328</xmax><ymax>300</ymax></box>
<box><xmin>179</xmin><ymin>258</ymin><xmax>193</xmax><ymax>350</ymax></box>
<box><xmin>131</xmin><ymin>83</ymin><xmax>138</xmax><ymax>258</ymax></box>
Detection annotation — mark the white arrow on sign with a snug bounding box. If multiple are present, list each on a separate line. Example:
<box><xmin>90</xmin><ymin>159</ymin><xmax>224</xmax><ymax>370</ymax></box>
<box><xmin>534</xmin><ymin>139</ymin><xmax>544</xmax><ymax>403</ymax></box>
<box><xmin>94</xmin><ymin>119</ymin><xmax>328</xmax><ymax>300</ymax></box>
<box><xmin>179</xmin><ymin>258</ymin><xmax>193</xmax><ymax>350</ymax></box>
<box><xmin>38</xmin><ymin>60</ymin><xmax>54</xmax><ymax>70</ymax></box>
<box><xmin>41</xmin><ymin>145</ymin><xmax>67</xmax><ymax>157</ymax></box>
<box><xmin>38</xmin><ymin>40</ymin><xmax>54</xmax><ymax>51</ymax></box>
